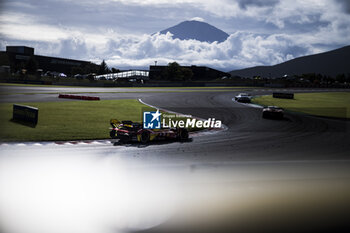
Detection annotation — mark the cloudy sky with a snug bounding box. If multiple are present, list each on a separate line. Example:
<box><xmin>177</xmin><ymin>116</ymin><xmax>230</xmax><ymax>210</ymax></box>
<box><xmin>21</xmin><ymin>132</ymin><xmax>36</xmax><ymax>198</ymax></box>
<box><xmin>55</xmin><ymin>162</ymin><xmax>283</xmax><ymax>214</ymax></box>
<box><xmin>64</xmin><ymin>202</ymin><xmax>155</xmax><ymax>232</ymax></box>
<box><xmin>0</xmin><ymin>0</ymin><xmax>349</xmax><ymax>71</ymax></box>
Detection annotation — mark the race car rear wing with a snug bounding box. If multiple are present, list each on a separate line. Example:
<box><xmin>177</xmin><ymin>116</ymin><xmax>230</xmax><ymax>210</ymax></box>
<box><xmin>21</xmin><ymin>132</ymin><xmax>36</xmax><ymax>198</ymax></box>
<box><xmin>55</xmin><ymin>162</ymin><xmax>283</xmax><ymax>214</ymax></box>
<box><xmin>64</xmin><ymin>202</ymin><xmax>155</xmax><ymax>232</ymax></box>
<box><xmin>110</xmin><ymin>119</ymin><xmax>142</xmax><ymax>129</ymax></box>
<box><xmin>110</xmin><ymin>119</ymin><xmax>121</xmax><ymax>128</ymax></box>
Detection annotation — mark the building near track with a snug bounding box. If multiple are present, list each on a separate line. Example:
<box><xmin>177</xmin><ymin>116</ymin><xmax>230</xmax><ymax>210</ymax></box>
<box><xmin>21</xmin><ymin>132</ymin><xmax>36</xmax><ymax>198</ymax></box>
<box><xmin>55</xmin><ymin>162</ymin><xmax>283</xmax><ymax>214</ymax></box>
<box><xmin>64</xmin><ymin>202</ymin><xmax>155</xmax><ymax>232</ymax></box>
<box><xmin>0</xmin><ymin>46</ymin><xmax>98</xmax><ymax>75</ymax></box>
<box><xmin>1</xmin><ymin>46</ymin><xmax>229</xmax><ymax>82</ymax></box>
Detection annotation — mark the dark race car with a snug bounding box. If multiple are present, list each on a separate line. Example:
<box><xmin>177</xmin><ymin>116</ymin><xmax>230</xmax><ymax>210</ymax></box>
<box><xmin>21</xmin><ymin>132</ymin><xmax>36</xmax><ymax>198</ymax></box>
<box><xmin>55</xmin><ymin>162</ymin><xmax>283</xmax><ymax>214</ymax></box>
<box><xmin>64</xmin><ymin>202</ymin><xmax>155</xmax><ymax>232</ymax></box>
<box><xmin>262</xmin><ymin>106</ymin><xmax>284</xmax><ymax>119</ymax></box>
<box><xmin>109</xmin><ymin>119</ymin><xmax>189</xmax><ymax>143</ymax></box>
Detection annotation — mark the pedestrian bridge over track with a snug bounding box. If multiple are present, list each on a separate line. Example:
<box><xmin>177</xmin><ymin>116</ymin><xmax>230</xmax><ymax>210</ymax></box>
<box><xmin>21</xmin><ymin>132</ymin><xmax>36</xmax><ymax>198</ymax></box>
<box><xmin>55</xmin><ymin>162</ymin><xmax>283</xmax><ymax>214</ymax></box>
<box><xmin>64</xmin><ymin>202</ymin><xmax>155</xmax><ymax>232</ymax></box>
<box><xmin>94</xmin><ymin>70</ymin><xmax>149</xmax><ymax>81</ymax></box>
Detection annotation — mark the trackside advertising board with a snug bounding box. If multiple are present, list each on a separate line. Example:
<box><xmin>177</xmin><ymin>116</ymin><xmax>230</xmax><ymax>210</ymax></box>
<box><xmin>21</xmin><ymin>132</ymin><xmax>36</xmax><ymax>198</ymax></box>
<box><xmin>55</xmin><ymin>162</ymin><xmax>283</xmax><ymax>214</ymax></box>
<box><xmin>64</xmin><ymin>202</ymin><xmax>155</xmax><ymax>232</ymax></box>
<box><xmin>273</xmin><ymin>92</ymin><xmax>294</xmax><ymax>99</ymax></box>
<box><xmin>12</xmin><ymin>104</ymin><xmax>38</xmax><ymax>127</ymax></box>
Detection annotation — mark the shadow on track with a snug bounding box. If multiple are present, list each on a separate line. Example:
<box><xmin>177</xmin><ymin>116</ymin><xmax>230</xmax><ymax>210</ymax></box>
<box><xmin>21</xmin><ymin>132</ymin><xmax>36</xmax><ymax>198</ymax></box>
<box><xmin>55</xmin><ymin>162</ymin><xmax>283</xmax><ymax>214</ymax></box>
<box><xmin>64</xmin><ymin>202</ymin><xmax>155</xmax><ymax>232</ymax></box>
<box><xmin>112</xmin><ymin>138</ymin><xmax>193</xmax><ymax>148</ymax></box>
<box><xmin>261</xmin><ymin>116</ymin><xmax>292</xmax><ymax>122</ymax></box>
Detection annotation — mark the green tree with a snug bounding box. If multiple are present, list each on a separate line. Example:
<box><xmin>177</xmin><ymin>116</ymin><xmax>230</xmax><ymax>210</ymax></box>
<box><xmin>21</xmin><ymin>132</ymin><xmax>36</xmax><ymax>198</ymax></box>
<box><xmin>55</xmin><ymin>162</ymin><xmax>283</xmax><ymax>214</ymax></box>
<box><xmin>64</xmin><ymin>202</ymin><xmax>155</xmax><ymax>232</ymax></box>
<box><xmin>98</xmin><ymin>60</ymin><xmax>110</xmax><ymax>75</ymax></box>
<box><xmin>181</xmin><ymin>67</ymin><xmax>193</xmax><ymax>81</ymax></box>
<box><xmin>111</xmin><ymin>67</ymin><xmax>120</xmax><ymax>73</ymax></box>
<box><xmin>164</xmin><ymin>62</ymin><xmax>183</xmax><ymax>81</ymax></box>
<box><xmin>81</xmin><ymin>63</ymin><xmax>99</xmax><ymax>74</ymax></box>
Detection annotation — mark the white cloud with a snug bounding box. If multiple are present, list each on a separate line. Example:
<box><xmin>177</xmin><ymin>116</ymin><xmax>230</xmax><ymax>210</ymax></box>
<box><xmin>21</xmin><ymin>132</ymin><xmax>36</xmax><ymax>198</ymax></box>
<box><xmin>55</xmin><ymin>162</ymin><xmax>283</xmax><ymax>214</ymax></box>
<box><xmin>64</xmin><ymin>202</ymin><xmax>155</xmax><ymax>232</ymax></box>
<box><xmin>99</xmin><ymin>32</ymin><xmax>313</xmax><ymax>70</ymax></box>
<box><xmin>0</xmin><ymin>28</ymin><xmax>336</xmax><ymax>70</ymax></box>
<box><xmin>0</xmin><ymin>12</ymin><xmax>71</xmax><ymax>42</ymax></box>
<box><xmin>1</xmin><ymin>0</ymin><xmax>349</xmax><ymax>71</ymax></box>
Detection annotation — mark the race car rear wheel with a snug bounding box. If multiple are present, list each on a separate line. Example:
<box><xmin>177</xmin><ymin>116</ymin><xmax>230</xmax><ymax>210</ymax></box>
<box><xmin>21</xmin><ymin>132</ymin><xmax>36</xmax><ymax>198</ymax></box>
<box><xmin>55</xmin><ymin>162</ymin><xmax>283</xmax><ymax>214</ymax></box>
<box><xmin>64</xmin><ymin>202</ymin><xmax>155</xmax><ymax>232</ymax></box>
<box><xmin>140</xmin><ymin>131</ymin><xmax>150</xmax><ymax>143</ymax></box>
<box><xmin>179</xmin><ymin>128</ymin><xmax>189</xmax><ymax>141</ymax></box>
<box><xmin>262</xmin><ymin>112</ymin><xmax>268</xmax><ymax>118</ymax></box>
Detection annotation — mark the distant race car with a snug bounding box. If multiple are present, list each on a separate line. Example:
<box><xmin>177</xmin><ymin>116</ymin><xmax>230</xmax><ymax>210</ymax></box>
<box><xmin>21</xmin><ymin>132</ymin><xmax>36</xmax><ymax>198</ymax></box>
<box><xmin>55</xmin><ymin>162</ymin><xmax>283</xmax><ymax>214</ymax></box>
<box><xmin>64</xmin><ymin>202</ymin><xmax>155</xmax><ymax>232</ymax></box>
<box><xmin>109</xmin><ymin>119</ymin><xmax>189</xmax><ymax>143</ymax></box>
<box><xmin>262</xmin><ymin>106</ymin><xmax>284</xmax><ymax>119</ymax></box>
<box><xmin>234</xmin><ymin>93</ymin><xmax>251</xmax><ymax>103</ymax></box>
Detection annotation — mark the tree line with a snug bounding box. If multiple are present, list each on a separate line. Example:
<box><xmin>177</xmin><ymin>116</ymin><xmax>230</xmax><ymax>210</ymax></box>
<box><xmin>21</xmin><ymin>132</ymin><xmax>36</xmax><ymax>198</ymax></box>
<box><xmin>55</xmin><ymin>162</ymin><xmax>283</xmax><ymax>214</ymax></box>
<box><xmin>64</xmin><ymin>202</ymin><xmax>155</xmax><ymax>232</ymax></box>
<box><xmin>153</xmin><ymin>62</ymin><xmax>193</xmax><ymax>81</ymax></box>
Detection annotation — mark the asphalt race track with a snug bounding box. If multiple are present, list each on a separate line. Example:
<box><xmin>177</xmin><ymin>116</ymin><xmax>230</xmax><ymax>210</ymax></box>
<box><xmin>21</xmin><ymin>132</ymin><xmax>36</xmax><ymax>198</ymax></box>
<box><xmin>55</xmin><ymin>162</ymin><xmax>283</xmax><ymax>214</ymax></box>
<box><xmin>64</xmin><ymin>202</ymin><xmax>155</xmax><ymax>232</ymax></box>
<box><xmin>1</xmin><ymin>85</ymin><xmax>349</xmax><ymax>162</ymax></box>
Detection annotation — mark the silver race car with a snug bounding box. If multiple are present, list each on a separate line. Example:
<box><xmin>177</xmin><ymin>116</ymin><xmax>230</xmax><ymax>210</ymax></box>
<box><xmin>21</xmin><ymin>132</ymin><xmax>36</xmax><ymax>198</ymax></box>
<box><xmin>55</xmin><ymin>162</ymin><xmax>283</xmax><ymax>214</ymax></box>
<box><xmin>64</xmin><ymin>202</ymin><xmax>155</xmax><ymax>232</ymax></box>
<box><xmin>234</xmin><ymin>93</ymin><xmax>251</xmax><ymax>103</ymax></box>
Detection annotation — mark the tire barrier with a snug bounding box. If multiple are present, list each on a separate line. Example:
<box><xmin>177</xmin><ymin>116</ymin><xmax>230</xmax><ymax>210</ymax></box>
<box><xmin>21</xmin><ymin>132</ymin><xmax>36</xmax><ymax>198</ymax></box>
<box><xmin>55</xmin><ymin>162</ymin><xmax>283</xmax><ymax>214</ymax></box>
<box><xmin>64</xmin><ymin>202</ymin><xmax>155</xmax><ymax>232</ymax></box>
<box><xmin>58</xmin><ymin>94</ymin><xmax>100</xmax><ymax>101</ymax></box>
<box><xmin>273</xmin><ymin>92</ymin><xmax>294</xmax><ymax>99</ymax></box>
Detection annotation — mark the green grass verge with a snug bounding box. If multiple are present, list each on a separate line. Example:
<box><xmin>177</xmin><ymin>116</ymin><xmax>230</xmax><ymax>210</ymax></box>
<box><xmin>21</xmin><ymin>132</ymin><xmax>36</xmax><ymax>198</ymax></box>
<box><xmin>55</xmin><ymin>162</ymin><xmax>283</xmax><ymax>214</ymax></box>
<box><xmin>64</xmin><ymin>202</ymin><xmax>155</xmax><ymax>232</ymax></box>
<box><xmin>252</xmin><ymin>92</ymin><xmax>350</xmax><ymax>119</ymax></box>
<box><xmin>0</xmin><ymin>99</ymin><xmax>154</xmax><ymax>142</ymax></box>
<box><xmin>0</xmin><ymin>99</ymin><xmax>206</xmax><ymax>142</ymax></box>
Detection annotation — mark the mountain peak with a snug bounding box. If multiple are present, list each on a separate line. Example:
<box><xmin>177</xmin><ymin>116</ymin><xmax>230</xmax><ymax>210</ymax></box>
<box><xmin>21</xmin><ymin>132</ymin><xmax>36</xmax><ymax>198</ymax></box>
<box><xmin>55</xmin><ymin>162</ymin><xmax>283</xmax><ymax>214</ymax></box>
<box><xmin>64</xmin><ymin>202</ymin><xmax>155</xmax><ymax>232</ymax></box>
<box><xmin>229</xmin><ymin>45</ymin><xmax>350</xmax><ymax>78</ymax></box>
<box><xmin>159</xmin><ymin>20</ymin><xmax>229</xmax><ymax>43</ymax></box>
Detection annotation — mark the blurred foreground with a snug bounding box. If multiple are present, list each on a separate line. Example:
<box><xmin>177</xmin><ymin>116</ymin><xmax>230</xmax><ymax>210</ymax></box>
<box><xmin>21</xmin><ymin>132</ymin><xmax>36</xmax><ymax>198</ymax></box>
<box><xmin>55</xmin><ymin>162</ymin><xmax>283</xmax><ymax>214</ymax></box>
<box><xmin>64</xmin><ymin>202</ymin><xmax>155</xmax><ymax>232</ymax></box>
<box><xmin>0</xmin><ymin>145</ymin><xmax>350</xmax><ymax>233</ymax></box>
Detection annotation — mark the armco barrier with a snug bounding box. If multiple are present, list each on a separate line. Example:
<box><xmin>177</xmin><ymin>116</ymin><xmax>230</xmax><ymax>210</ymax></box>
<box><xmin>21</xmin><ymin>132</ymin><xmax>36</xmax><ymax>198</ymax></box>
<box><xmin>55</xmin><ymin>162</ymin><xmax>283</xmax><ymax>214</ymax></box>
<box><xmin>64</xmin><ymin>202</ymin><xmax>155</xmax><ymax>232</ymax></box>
<box><xmin>58</xmin><ymin>94</ymin><xmax>100</xmax><ymax>101</ymax></box>
<box><xmin>273</xmin><ymin>92</ymin><xmax>294</xmax><ymax>99</ymax></box>
<box><xmin>12</xmin><ymin>104</ymin><xmax>38</xmax><ymax>127</ymax></box>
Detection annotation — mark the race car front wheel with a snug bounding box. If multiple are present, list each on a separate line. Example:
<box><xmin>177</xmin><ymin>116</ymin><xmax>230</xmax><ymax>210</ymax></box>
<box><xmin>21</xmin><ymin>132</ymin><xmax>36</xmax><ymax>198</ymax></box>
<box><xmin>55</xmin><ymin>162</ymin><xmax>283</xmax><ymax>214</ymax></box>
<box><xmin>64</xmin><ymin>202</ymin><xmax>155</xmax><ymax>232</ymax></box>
<box><xmin>110</xmin><ymin>130</ymin><xmax>116</xmax><ymax>138</ymax></box>
<box><xmin>140</xmin><ymin>131</ymin><xmax>150</xmax><ymax>143</ymax></box>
